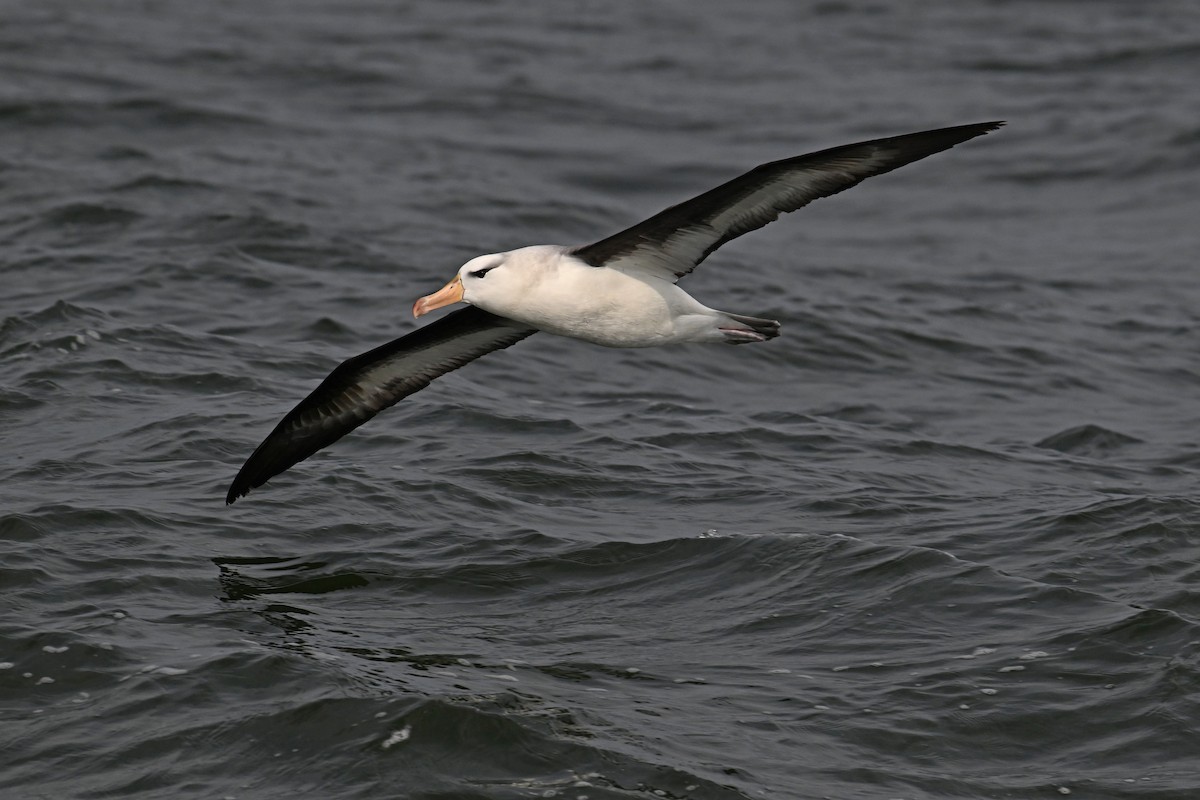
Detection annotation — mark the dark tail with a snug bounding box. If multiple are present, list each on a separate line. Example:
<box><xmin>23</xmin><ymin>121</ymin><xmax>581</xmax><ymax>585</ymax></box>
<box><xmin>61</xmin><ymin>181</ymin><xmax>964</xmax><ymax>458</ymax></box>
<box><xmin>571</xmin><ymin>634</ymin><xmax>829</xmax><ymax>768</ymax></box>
<box><xmin>720</xmin><ymin>312</ymin><xmax>781</xmax><ymax>344</ymax></box>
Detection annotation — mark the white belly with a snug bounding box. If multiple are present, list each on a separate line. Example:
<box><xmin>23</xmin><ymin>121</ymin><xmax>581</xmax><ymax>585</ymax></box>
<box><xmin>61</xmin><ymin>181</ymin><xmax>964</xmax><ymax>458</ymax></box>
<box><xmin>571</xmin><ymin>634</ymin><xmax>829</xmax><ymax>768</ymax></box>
<box><xmin>463</xmin><ymin>246</ymin><xmax>727</xmax><ymax>347</ymax></box>
<box><xmin>516</xmin><ymin>265</ymin><xmax>715</xmax><ymax>347</ymax></box>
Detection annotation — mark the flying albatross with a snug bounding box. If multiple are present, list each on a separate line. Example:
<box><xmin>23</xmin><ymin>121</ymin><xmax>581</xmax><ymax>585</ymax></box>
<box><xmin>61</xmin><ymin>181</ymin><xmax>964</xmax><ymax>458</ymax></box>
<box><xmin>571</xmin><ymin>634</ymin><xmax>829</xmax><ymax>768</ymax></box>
<box><xmin>226</xmin><ymin>121</ymin><xmax>1002</xmax><ymax>503</ymax></box>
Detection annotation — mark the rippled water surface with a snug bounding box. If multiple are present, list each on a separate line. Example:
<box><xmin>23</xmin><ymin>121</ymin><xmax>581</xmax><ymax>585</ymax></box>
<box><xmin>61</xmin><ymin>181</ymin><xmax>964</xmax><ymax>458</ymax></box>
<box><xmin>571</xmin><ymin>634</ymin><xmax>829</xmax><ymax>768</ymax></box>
<box><xmin>4</xmin><ymin>1</ymin><xmax>1200</xmax><ymax>798</ymax></box>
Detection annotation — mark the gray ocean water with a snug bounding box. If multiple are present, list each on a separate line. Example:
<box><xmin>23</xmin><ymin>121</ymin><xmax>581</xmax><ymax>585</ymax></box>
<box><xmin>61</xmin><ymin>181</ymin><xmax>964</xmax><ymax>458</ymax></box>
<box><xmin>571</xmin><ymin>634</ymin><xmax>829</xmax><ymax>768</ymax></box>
<box><xmin>4</xmin><ymin>1</ymin><xmax>1200</xmax><ymax>798</ymax></box>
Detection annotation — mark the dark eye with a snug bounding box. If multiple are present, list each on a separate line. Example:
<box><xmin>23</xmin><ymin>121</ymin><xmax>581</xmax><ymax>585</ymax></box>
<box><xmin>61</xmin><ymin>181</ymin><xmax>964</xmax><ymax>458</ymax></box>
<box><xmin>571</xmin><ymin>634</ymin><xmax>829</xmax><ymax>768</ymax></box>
<box><xmin>469</xmin><ymin>266</ymin><xmax>495</xmax><ymax>279</ymax></box>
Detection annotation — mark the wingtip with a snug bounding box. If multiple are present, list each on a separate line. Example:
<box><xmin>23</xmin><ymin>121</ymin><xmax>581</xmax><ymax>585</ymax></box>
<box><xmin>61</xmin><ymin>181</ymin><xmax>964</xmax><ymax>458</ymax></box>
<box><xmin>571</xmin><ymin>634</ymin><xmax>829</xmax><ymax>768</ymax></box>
<box><xmin>943</xmin><ymin>120</ymin><xmax>1005</xmax><ymax>139</ymax></box>
<box><xmin>949</xmin><ymin>120</ymin><xmax>1005</xmax><ymax>138</ymax></box>
<box><xmin>225</xmin><ymin>471</ymin><xmax>255</xmax><ymax>505</ymax></box>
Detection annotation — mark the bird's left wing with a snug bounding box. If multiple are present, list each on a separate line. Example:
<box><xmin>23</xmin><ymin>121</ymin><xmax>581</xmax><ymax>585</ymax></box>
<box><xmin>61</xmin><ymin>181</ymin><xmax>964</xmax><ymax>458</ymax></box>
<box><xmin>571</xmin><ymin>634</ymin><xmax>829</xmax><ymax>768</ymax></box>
<box><xmin>226</xmin><ymin>306</ymin><xmax>537</xmax><ymax>503</ymax></box>
<box><xmin>572</xmin><ymin>121</ymin><xmax>1003</xmax><ymax>282</ymax></box>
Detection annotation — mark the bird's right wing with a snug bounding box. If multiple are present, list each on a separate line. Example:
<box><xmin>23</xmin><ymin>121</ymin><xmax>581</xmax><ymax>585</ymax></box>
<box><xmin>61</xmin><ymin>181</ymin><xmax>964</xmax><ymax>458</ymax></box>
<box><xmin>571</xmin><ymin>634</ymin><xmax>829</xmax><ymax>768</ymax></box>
<box><xmin>572</xmin><ymin>121</ymin><xmax>1003</xmax><ymax>282</ymax></box>
<box><xmin>226</xmin><ymin>306</ymin><xmax>537</xmax><ymax>503</ymax></box>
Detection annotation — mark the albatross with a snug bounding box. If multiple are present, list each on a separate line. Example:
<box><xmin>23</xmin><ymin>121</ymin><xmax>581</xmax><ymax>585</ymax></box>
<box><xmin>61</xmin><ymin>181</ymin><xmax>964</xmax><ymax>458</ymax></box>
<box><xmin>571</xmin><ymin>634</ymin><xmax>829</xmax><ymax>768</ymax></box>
<box><xmin>226</xmin><ymin>121</ymin><xmax>1002</xmax><ymax>503</ymax></box>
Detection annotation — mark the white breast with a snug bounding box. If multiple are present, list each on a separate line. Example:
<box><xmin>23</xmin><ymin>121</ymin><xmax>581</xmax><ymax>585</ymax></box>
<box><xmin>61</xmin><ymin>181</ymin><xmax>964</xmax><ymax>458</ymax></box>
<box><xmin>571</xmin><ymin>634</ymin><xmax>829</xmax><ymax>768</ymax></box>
<box><xmin>472</xmin><ymin>246</ymin><xmax>716</xmax><ymax>348</ymax></box>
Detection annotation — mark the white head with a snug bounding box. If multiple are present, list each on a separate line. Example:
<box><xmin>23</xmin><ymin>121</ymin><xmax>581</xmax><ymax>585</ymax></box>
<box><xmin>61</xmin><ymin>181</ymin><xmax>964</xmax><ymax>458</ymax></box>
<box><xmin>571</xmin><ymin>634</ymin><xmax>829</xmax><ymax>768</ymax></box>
<box><xmin>412</xmin><ymin>247</ymin><xmax>557</xmax><ymax>318</ymax></box>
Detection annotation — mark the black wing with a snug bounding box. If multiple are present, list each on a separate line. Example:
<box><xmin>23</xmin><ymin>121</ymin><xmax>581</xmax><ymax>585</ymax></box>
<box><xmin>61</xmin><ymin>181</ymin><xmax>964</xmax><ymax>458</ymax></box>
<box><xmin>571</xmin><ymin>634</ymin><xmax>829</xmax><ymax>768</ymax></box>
<box><xmin>226</xmin><ymin>306</ymin><xmax>536</xmax><ymax>503</ymax></box>
<box><xmin>572</xmin><ymin>121</ymin><xmax>1003</xmax><ymax>281</ymax></box>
